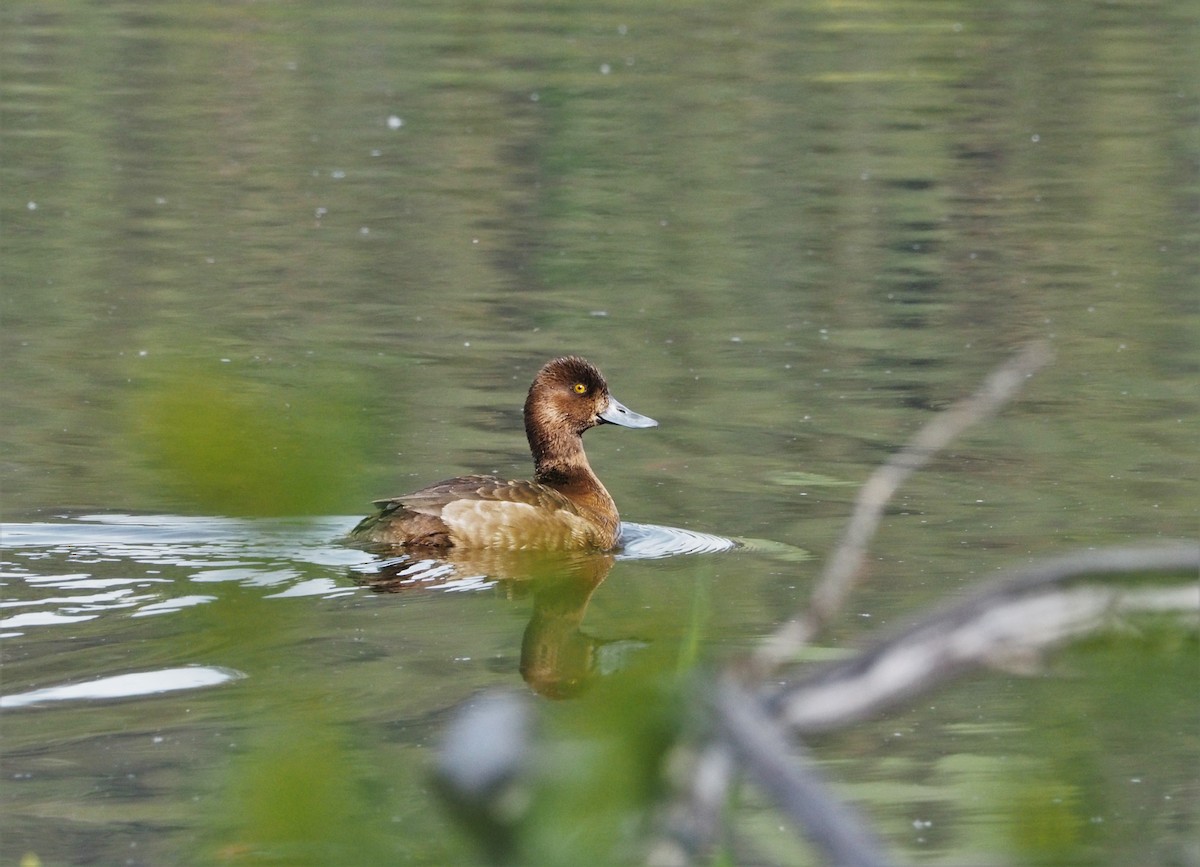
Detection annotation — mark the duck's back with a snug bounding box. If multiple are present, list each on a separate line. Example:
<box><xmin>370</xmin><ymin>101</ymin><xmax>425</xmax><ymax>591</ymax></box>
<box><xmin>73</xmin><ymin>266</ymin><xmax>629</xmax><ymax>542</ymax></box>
<box><xmin>349</xmin><ymin>475</ymin><xmax>618</xmax><ymax>550</ymax></box>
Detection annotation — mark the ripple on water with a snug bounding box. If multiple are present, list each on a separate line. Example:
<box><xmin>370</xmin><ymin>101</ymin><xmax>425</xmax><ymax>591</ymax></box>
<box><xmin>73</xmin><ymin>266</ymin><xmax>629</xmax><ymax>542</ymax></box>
<box><xmin>0</xmin><ymin>514</ymin><xmax>369</xmax><ymax>636</ymax></box>
<box><xmin>0</xmin><ymin>515</ymin><xmax>756</xmax><ymax>708</ymax></box>
<box><xmin>617</xmin><ymin>521</ymin><xmax>740</xmax><ymax>558</ymax></box>
<box><xmin>0</xmin><ymin>515</ymin><xmax>748</xmax><ymax>628</ymax></box>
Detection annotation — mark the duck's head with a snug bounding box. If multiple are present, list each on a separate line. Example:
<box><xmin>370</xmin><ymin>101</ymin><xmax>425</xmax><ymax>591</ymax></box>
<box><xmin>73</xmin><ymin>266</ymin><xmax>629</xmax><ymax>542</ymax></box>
<box><xmin>524</xmin><ymin>356</ymin><xmax>657</xmax><ymax>448</ymax></box>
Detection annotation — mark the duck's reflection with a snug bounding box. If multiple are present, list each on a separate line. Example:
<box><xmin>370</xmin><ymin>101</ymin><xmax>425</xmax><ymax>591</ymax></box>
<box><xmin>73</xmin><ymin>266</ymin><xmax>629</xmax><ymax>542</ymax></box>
<box><xmin>352</xmin><ymin>548</ymin><xmax>628</xmax><ymax>698</ymax></box>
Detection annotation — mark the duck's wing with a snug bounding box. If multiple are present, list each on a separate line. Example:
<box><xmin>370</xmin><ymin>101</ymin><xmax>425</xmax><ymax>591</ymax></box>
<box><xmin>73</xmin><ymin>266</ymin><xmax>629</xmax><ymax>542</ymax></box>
<box><xmin>354</xmin><ymin>476</ymin><xmax>616</xmax><ymax>549</ymax></box>
<box><xmin>372</xmin><ymin>475</ymin><xmax>578</xmax><ymax>517</ymax></box>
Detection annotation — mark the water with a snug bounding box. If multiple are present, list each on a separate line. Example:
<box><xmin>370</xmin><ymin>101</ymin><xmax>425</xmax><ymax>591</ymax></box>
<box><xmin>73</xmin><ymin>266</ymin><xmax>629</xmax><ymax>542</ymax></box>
<box><xmin>3</xmin><ymin>0</ymin><xmax>1197</xmax><ymax>864</ymax></box>
<box><xmin>2</xmin><ymin>514</ymin><xmax>743</xmax><ymax>699</ymax></box>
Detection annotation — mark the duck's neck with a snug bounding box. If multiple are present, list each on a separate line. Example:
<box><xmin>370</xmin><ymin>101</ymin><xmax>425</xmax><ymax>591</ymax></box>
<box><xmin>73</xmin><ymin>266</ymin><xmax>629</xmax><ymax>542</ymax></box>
<box><xmin>532</xmin><ymin>439</ymin><xmax>618</xmax><ymax>526</ymax></box>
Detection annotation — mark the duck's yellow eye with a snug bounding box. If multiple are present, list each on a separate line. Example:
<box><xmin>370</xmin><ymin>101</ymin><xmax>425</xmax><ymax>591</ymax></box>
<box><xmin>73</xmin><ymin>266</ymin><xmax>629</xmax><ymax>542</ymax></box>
<box><xmin>573</xmin><ymin>382</ymin><xmax>587</xmax><ymax>394</ymax></box>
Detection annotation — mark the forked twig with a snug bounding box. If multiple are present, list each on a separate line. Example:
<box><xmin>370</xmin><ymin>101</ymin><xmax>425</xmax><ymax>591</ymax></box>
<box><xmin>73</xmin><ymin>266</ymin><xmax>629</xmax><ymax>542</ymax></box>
<box><xmin>712</xmin><ymin>678</ymin><xmax>895</xmax><ymax>867</ymax></box>
<box><xmin>652</xmin><ymin>545</ymin><xmax>1200</xmax><ymax>867</ymax></box>
<box><xmin>770</xmin><ymin>544</ymin><xmax>1200</xmax><ymax>732</ymax></box>
<box><xmin>752</xmin><ymin>341</ymin><xmax>1054</xmax><ymax>675</ymax></box>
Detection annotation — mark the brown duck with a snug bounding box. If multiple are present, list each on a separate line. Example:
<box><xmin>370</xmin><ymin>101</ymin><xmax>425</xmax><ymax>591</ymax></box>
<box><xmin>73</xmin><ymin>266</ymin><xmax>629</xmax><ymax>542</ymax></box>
<box><xmin>349</xmin><ymin>356</ymin><xmax>657</xmax><ymax>550</ymax></box>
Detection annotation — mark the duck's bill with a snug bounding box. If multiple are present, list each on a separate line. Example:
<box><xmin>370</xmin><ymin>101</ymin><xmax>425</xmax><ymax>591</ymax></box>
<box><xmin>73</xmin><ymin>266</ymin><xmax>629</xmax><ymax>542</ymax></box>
<box><xmin>599</xmin><ymin>396</ymin><xmax>658</xmax><ymax>428</ymax></box>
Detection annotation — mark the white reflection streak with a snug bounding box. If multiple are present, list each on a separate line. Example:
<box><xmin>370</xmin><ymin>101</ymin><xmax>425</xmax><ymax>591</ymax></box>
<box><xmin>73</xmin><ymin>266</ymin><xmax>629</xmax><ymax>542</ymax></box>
<box><xmin>0</xmin><ymin>666</ymin><xmax>247</xmax><ymax>709</ymax></box>
<box><xmin>265</xmin><ymin>578</ymin><xmax>356</xmax><ymax>598</ymax></box>
<box><xmin>131</xmin><ymin>595</ymin><xmax>217</xmax><ymax>617</ymax></box>
<box><xmin>0</xmin><ymin>611</ymin><xmax>98</xmax><ymax>628</ymax></box>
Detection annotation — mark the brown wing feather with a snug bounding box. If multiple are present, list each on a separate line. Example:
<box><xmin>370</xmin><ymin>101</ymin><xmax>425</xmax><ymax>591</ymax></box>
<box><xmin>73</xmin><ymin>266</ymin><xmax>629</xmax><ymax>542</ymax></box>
<box><xmin>351</xmin><ymin>476</ymin><xmax>587</xmax><ymax>548</ymax></box>
<box><xmin>373</xmin><ymin>476</ymin><xmax>580</xmax><ymax>514</ymax></box>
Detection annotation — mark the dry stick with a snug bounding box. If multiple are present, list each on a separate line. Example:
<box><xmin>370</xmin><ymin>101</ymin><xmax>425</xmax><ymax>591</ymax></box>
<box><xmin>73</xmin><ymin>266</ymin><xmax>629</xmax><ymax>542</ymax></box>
<box><xmin>771</xmin><ymin>543</ymin><xmax>1200</xmax><ymax>733</ymax></box>
<box><xmin>661</xmin><ymin>547</ymin><xmax>1200</xmax><ymax>867</ymax></box>
<box><xmin>704</xmin><ymin>543</ymin><xmax>1198</xmax><ymax>867</ymax></box>
<box><xmin>752</xmin><ymin>340</ymin><xmax>1054</xmax><ymax>675</ymax></box>
<box><xmin>656</xmin><ymin>343</ymin><xmax>1054</xmax><ymax>864</ymax></box>
<box><xmin>712</xmin><ymin>679</ymin><xmax>895</xmax><ymax>867</ymax></box>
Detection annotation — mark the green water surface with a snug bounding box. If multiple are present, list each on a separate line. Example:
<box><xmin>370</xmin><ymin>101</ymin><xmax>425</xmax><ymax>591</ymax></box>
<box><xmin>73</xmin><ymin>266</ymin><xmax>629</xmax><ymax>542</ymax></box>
<box><xmin>2</xmin><ymin>1</ymin><xmax>1197</xmax><ymax>865</ymax></box>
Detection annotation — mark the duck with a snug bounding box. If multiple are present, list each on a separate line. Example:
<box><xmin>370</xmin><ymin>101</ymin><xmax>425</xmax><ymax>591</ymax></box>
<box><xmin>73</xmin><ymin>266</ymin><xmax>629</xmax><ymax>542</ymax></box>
<box><xmin>349</xmin><ymin>356</ymin><xmax>657</xmax><ymax>550</ymax></box>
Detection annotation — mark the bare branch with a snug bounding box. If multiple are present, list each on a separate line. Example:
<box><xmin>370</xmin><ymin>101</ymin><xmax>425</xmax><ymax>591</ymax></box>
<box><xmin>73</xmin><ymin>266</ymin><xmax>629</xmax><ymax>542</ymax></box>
<box><xmin>658</xmin><ymin>544</ymin><xmax>1198</xmax><ymax>865</ymax></box>
<box><xmin>712</xmin><ymin>679</ymin><xmax>896</xmax><ymax>867</ymax></box>
<box><xmin>771</xmin><ymin>544</ymin><xmax>1200</xmax><ymax>734</ymax></box>
<box><xmin>752</xmin><ymin>341</ymin><xmax>1054</xmax><ymax>674</ymax></box>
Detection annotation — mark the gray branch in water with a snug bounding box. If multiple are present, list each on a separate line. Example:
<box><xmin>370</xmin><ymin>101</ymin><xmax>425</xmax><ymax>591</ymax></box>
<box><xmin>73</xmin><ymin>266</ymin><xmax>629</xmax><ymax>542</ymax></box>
<box><xmin>654</xmin><ymin>544</ymin><xmax>1199</xmax><ymax>866</ymax></box>
<box><xmin>753</xmin><ymin>341</ymin><xmax>1054</xmax><ymax>673</ymax></box>
<box><xmin>674</xmin><ymin>545</ymin><xmax>1198</xmax><ymax>867</ymax></box>
<box><xmin>712</xmin><ymin>679</ymin><xmax>896</xmax><ymax>867</ymax></box>
<box><xmin>651</xmin><ymin>344</ymin><xmax>1189</xmax><ymax>866</ymax></box>
<box><xmin>771</xmin><ymin>544</ymin><xmax>1200</xmax><ymax>733</ymax></box>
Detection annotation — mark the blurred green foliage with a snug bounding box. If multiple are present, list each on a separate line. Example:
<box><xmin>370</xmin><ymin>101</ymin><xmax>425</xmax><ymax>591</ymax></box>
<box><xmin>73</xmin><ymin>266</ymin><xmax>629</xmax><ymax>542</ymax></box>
<box><xmin>132</xmin><ymin>363</ymin><xmax>361</xmax><ymax>516</ymax></box>
<box><xmin>189</xmin><ymin>589</ymin><xmax>403</xmax><ymax>865</ymax></box>
<box><xmin>521</xmin><ymin>652</ymin><xmax>690</xmax><ymax>866</ymax></box>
